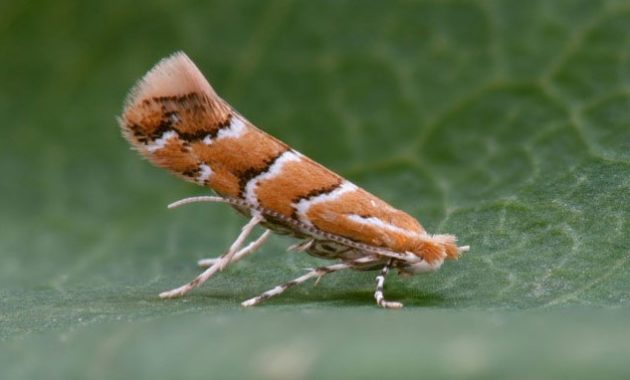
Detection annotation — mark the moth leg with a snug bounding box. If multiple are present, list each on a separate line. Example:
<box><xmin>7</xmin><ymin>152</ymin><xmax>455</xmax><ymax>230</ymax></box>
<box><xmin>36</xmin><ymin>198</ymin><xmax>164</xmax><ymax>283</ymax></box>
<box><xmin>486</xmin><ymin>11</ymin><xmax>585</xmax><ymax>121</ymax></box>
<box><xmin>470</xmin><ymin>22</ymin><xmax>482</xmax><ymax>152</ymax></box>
<box><xmin>287</xmin><ymin>239</ymin><xmax>314</xmax><ymax>252</ymax></box>
<box><xmin>241</xmin><ymin>262</ymin><xmax>353</xmax><ymax>307</ymax></box>
<box><xmin>198</xmin><ymin>230</ymin><xmax>271</xmax><ymax>267</ymax></box>
<box><xmin>159</xmin><ymin>214</ymin><xmax>263</xmax><ymax>299</ymax></box>
<box><xmin>374</xmin><ymin>260</ymin><xmax>403</xmax><ymax>309</ymax></box>
<box><xmin>219</xmin><ymin>212</ymin><xmax>263</xmax><ymax>270</ymax></box>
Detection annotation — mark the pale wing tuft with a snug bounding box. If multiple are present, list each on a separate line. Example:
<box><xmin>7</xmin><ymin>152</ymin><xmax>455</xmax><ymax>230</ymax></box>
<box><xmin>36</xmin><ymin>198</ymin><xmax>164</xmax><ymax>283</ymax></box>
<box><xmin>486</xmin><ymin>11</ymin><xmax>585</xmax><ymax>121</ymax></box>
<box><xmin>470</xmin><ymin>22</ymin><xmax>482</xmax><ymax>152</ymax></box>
<box><xmin>123</xmin><ymin>51</ymin><xmax>218</xmax><ymax>109</ymax></box>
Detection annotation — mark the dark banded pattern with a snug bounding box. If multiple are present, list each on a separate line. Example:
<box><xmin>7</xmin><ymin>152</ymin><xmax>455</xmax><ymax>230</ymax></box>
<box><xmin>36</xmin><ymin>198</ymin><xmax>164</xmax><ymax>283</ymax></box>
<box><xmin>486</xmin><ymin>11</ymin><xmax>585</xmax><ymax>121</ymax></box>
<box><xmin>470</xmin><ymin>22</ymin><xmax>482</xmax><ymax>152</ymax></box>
<box><xmin>238</xmin><ymin>148</ymin><xmax>290</xmax><ymax>196</ymax></box>
<box><xmin>290</xmin><ymin>180</ymin><xmax>343</xmax><ymax>220</ymax></box>
<box><xmin>297</xmin><ymin>181</ymin><xmax>344</xmax><ymax>203</ymax></box>
<box><xmin>125</xmin><ymin>93</ymin><xmax>231</xmax><ymax>145</ymax></box>
<box><xmin>255</xmin><ymin>153</ymin><xmax>343</xmax><ymax>218</ymax></box>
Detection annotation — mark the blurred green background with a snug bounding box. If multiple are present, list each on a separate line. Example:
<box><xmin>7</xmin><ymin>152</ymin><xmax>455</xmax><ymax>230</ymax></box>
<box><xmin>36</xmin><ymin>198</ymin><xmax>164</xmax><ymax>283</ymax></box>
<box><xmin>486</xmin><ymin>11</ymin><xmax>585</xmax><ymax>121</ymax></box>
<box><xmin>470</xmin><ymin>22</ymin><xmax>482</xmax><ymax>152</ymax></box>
<box><xmin>1</xmin><ymin>0</ymin><xmax>629</xmax><ymax>379</ymax></box>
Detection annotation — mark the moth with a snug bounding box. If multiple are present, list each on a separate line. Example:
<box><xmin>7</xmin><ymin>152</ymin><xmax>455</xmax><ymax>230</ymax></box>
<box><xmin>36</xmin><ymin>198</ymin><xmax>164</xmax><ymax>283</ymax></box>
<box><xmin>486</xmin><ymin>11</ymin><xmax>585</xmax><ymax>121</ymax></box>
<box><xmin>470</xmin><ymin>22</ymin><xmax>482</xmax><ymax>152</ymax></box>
<box><xmin>119</xmin><ymin>52</ymin><xmax>469</xmax><ymax>308</ymax></box>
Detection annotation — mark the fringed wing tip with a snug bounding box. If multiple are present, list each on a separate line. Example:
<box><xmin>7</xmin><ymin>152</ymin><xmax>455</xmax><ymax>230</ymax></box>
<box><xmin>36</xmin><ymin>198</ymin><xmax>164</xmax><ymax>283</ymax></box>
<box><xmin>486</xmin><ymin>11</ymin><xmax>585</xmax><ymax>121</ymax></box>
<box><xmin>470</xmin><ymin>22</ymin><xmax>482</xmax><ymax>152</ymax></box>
<box><xmin>122</xmin><ymin>51</ymin><xmax>214</xmax><ymax>112</ymax></box>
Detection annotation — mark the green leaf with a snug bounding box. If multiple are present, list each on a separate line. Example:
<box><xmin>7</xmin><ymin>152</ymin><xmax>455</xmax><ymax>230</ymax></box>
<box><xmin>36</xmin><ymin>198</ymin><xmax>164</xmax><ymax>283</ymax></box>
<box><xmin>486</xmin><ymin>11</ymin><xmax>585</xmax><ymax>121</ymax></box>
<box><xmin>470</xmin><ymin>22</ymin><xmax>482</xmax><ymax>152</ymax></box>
<box><xmin>1</xmin><ymin>0</ymin><xmax>628</xmax><ymax>378</ymax></box>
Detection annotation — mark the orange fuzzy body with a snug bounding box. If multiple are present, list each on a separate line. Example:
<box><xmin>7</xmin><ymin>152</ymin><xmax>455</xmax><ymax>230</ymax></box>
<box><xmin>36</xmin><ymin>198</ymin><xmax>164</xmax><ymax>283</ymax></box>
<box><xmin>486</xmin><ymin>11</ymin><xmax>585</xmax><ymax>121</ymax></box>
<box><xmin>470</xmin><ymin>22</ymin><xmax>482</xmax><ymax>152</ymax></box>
<box><xmin>120</xmin><ymin>52</ymin><xmax>464</xmax><ymax>264</ymax></box>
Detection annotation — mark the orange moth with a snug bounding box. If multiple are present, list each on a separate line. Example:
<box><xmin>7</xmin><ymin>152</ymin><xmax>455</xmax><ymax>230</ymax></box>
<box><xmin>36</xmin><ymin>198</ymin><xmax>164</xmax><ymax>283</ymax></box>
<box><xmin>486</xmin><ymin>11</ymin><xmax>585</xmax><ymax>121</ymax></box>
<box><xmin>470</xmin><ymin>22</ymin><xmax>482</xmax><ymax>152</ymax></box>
<box><xmin>119</xmin><ymin>52</ymin><xmax>469</xmax><ymax>308</ymax></box>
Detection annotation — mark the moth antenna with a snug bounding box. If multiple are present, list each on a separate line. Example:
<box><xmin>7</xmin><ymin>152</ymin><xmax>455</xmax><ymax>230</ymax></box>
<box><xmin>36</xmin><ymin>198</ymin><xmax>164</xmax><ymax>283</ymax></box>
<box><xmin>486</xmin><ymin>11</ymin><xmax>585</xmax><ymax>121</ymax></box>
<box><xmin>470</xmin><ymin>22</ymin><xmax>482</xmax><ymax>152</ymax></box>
<box><xmin>168</xmin><ymin>195</ymin><xmax>246</xmax><ymax>209</ymax></box>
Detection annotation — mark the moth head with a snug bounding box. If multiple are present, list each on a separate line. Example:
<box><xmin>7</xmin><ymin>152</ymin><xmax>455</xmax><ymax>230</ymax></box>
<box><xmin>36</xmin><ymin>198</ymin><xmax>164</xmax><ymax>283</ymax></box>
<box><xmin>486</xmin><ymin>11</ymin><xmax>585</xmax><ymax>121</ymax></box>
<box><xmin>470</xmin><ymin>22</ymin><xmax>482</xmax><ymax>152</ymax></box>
<box><xmin>397</xmin><ymin>235</ymin><xmax>468</xmax><ymax>275</ymax></box>
<box><xmin>410</xmin><ymin>234</ymin><xmax>469</xmax><ymax>265</ymax></box>
<box><xmin>399</xmin><ymin>257</ymin><xmax>444</xmax><ymax>275</ymax></box>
